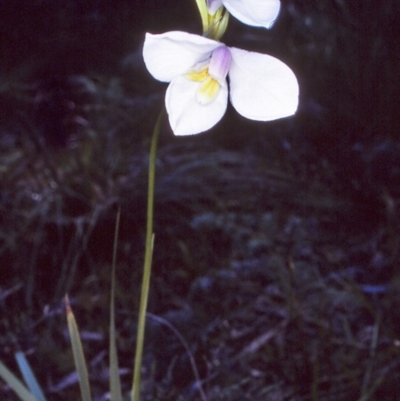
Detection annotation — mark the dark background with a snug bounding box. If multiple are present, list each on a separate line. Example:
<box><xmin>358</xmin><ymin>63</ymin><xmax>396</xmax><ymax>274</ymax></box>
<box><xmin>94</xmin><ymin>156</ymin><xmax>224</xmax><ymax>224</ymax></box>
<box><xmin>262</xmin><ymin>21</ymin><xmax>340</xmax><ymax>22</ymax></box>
<box><xmin>0</xmin><ymin>1</ymin><xmax>399</xmax><ymax>400</ymax></box>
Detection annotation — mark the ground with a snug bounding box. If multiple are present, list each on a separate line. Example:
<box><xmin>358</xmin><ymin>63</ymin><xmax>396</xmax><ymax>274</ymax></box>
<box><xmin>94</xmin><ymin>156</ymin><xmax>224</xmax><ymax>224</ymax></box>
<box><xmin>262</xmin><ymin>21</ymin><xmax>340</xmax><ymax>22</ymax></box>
<box><xmin>0</xmin><ymin>0</ymin><xmax>399</xmax><ymax>400</ymax></box>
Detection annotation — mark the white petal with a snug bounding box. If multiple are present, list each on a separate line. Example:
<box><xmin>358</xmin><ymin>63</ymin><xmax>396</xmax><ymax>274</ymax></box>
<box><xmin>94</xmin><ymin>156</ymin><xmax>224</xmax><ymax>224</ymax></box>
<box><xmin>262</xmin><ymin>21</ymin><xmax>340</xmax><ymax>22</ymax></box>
<box><xmin>222</xmin><ymin>0</ymin><xmax>280</xmax><ymax>28</ymax></box>
<box><xmin>166</xmin><ymin>76</ymin><xmax>228</xmax><ymax>135</ymax></box>
<box><xmin>228</xmin><ymin>47</ymin><xmax>299</xmax><ymax>121</ymax></box>
<box><xmin>142</xmin><ymin>31</ymin><xmax>220</xmax><ymax>82</ymax></box>
<box><xmin>207</xmin><ymin>0</ymin><xmax>223</xmax><ymax>15</ymax></box>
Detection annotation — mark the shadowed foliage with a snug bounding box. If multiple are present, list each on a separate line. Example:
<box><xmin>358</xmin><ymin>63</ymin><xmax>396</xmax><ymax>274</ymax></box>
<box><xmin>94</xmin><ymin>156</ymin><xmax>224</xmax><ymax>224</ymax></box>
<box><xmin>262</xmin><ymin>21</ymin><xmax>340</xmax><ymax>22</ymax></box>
<box><xmin>0</xmin><ymin>0</ymin><xmax>399</xmax><ymax>400</ymax></box>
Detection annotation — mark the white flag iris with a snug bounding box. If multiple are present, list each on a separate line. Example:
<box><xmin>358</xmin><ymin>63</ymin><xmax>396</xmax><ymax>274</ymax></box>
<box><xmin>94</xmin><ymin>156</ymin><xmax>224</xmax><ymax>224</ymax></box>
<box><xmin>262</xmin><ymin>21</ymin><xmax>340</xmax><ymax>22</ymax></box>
<box><xmin>143</xmin><ymin>31</ymin><xmax>299</xmax><ymax>136</ymax></box>
<box><xmin>207</xmin><ymin>0</ymin><xmax>281</xmax><ymax>29</ymax></box>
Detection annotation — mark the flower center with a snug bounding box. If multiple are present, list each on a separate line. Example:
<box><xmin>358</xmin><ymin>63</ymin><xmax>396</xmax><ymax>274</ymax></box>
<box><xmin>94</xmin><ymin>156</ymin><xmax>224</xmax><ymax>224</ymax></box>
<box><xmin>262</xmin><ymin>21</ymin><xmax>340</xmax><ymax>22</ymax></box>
<box><xmin>186</xmin><ymin>46</ymin><xmax>231</xmax><ymax>105</ymax></box>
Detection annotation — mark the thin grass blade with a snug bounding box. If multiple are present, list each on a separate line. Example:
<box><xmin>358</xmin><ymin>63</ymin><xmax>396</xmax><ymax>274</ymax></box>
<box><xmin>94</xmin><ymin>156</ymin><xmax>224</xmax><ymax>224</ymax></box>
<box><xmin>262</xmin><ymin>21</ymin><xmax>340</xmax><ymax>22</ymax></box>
<box><xmin>65</xmin><ymin>295</ymin><xmax>92</xmax><ymax>401</ymax></box>
<box><xmin>131</xmin><ymin>109</ymin><xmax>164</xmax><ymax>401</ymax></box>
<box><xmin>0</xmin><ymin>360</ymin><xmax>37</xmax><ymax>401</ymax></box>
<box><xmin>109</xmin><ymin>206</ymin><xmax>122</xmax><ymax>401</ymax></box>
<box><xmin>15</xmin><ymin>351</ymin><xmax>47</xmax><ymax>401</ymax></box>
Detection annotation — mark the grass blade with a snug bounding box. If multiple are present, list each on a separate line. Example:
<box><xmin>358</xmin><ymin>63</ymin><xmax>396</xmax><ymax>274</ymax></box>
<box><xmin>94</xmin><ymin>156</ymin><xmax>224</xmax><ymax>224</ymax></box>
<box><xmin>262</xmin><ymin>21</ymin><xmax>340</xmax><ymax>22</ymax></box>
<box><xmin>15</xmin><ymin>351</ymin><xmax>47</xmax><ymax>401</ymax></box>
<box><xmin>109</xmin><ymin>206</ymin><xmax>122</xmax><ymax>401</ymax></box>
<box><xmin>0</xmin><ymin>360</ymin><xmax>37</xmax><ymax>401</ymax></box>
<box><xmin>131</xmin><ymin>109</ymin><xmax>164</xmax><ymax>401</ymax></box>
<box><xmin>65</xmin><ymin>295</ymin><xmax>92</xmax><ymax>401</ymax></box>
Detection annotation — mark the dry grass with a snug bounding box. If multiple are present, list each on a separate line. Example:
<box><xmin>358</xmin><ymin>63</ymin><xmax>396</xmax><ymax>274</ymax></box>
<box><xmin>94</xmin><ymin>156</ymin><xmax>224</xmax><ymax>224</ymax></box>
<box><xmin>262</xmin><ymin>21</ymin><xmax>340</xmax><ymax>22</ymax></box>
<box><xmin>1</xmin><ymin>0</ymin><xmax>399</xmax><ymax>400</ymax></box>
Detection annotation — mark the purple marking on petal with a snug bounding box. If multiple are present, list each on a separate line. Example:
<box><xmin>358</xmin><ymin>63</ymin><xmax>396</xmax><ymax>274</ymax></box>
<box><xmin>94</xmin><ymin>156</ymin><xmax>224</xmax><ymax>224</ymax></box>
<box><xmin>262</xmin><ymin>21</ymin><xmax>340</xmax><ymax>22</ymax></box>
<box><xmin>208</xmin><ymin>46</ymin><xmax>231</xmax><ymax>81</ymax></box>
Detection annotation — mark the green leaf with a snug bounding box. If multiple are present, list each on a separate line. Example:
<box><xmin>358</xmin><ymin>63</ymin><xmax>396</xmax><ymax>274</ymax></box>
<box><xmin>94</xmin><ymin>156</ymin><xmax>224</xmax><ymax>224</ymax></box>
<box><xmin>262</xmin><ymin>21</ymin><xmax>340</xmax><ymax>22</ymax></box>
<box><xmin>15</xmin><ymin>352</ymin><xmax>47</xmax><ymax>401</ymax></box>
<box><xmin>131</xmin><ymin>109</ymin><xmax>164</xmax><ymax>401</ymax></box>
<box><xmin>0</xmin><ymin>360</ymin><xmax>37</xmax><ymax>401</ymax></box>
<box><xmin>109</xmin><ymin>206</ymin><xmax>122</xmax><ymax>401</ymax></box>
<box><xmin>65</xmin><ymin>296</ymin><xmax>92</xmax><ymax>401</ymax></box>
<box><xmin>194</xmin><ymin>0</ymin><xmax>209</xmax><ymax>32</ymax></box>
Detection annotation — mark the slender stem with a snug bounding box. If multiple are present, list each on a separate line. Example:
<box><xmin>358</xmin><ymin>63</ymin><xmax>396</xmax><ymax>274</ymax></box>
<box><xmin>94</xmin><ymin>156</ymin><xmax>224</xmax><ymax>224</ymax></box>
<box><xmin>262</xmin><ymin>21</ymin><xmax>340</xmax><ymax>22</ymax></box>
<box><xmin>132</xmin><ymin>109</ymin><xmax>164</xmax><ymax>401</ymax></box>
<box><xmin>110</xmin><ymin>206</ymin><xmax>122</xmax><ymax>401</ymax></box>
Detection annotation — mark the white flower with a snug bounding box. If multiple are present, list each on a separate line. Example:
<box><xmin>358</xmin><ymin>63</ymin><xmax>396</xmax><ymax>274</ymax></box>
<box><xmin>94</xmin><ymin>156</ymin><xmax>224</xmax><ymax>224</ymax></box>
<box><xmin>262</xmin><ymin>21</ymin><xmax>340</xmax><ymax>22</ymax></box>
<box><xmin>205</xmin><ymin>0</ymin><xmax>281</xmax><ymax>29</ymax></box>
<box><xmin>143</xmin><ymin>31</ymin><xmax>299</xmax><ymax>136</ymax></box>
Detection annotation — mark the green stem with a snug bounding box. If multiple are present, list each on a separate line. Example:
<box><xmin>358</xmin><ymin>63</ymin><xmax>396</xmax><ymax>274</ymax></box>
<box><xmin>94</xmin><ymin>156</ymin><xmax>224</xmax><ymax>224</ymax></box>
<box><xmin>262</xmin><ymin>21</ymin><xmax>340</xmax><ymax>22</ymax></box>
<box><xmin>132</xmin><ymin>109</ymin><xmax>164</xmax><ymax>401</ymax></box>
<box><xmin>110</xmin><ymin>206</ymin><xmax>122</xmax><ymax>401</ymax></box>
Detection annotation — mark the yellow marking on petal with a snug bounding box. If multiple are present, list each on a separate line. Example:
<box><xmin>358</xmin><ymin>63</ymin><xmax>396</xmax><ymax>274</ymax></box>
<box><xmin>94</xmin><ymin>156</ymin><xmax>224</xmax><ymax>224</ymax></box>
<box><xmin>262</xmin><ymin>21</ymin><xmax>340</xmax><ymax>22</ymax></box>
<box><xmin>197</xmin><ymin>76</ymin><xmax>220</xmax><ymax>105</ymax></box>
<box><xmin>186</xmin><ymin>67</ymin><xmax>209</xmax><ymax>82</ymax></box>
<box><xmin>187</xmin><ymin>66</ymin><xmax>221</xmax><ymax>105</ymax></box>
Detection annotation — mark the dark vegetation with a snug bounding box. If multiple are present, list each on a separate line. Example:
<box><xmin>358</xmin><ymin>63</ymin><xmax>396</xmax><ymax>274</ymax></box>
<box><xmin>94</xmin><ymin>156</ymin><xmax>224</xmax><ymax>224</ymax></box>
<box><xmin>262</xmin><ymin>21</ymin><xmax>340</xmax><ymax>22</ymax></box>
<box><xmin>1</xmin><ymin>0</ymin><xmax>399</xmax><ymax>400</ymax></box>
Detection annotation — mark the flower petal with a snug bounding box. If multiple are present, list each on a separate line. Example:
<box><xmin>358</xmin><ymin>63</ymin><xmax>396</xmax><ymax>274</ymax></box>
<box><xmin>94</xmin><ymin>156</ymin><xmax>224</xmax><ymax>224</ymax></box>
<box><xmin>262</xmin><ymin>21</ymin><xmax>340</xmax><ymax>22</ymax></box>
<box><xmin>166</xmin><ymin>76</ymin><xmax>228</xmax><ymax>135</ymax></box>
<box><xmin>228</xmin><ymin>47</ymin><xmax>299</xmax><ymax>121</ymax></box>
<box><xmin>222</xmin><ymin>0</ymin><xmax>280</xmax><ymax>28</ymax></box>
<box><xmin>143</xmin><ymin>31</ymin><xmax>220</xmax><ymax>82</ymax></box>
<box><xmin>207</xmin><ymin>0</ymin><xmax>223</xmax><ymax>15</ymax></box>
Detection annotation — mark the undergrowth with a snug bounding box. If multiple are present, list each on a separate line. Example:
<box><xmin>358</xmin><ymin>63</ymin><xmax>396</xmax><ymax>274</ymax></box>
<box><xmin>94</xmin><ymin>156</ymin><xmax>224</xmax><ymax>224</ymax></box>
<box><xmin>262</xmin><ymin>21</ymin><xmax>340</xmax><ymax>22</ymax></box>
<box><xmin>1</xmin><ymin>0</ymin><xmax>399</xmax><ymax>400</ymax></box>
